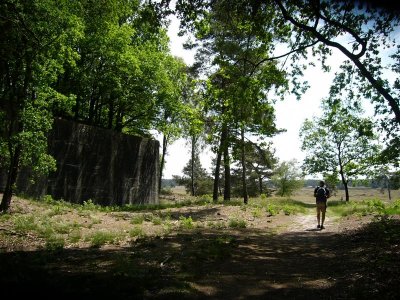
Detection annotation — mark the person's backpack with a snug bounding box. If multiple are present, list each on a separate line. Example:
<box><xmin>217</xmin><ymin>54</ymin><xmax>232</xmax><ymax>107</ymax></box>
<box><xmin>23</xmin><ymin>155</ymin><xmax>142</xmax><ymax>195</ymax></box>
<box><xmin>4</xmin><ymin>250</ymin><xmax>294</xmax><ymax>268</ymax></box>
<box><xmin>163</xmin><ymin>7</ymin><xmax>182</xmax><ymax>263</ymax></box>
<box><xmin>316</xmin><ymin>187</ymin><xmax>327</xmax><ymax>201</ymax></box>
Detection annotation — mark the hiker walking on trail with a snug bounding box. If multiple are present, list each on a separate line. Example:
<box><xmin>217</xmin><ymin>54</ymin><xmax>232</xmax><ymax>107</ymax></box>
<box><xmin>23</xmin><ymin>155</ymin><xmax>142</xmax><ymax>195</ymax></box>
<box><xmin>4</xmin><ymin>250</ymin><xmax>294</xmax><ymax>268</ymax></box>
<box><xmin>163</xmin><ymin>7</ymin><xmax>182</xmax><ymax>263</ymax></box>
<box><xmin>314</xmin><ymin>181</ymin><xmax>330</xmax><ymax>230</ymax></box>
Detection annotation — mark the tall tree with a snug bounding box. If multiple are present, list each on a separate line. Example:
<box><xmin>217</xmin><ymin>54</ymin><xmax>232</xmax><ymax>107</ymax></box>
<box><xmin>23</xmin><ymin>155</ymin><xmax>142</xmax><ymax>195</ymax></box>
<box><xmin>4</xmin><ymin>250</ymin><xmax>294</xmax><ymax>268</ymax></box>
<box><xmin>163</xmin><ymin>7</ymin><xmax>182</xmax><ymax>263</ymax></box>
<box><xmin>300</xmin><ymin>98</ymin><xmax>381</xmax><ymax>201</ymax></box>
<box><xmin>153</xmin><ymin>56</ymin><xmax>189</xmax><ymax>192</ymax></box>
<box><xmin>180</xmin><ymin>70</ymin><xmax>206</xmax><ymax>196</ymax></box>
<box><xmin>0</xmin><ymin>0</ymin><xmax>83</xmax><ymax>211</ymax></box>
<box><xmin>178</xmin><ymin>0</ymin><xmax>288</xmax><ymax>203</ymax></box>
<box><xmin>272</xmin><ymin>159</ymin><xmax>304</xmax><ymax>197</ymax></box>
<box><xmin>174</xmin><ymin>153</ymin><xmax>213</xmax><ymax>196</ymax></box>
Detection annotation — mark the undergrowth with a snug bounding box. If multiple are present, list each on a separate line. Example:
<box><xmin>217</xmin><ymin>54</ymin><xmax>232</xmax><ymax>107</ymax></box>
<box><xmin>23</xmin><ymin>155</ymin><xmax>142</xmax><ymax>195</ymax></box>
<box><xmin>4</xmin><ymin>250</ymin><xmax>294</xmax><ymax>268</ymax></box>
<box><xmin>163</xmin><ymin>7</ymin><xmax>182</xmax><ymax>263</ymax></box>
<box><xmin>1</xmin><ymin>194</ymin><xmax>399</xmax><ymax>251</ymax></box>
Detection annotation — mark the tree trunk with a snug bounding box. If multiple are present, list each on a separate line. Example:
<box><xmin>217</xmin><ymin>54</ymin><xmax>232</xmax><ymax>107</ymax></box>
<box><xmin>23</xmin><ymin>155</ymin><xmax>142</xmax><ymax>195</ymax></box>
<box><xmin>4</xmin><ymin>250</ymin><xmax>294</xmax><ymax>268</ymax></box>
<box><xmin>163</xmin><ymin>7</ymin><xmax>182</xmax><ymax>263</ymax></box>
<box><xmin>223</xmin><ymin>142</ymin><xmax>231</xmax><ymax>201</ymax></box>
<box><xmin>74</xmin><ymin>95</ymin><xmax>81</xmax><ymax>120</ymax></box>
<box><xmin>190</xmin><ymin>136</ymin><xmax>195</xmax><ymax>196</ymax></box>
<box><xmin>1</xmin><ymin>53</ymin><xmax>32</xmax><ymax>212</ymax></box>
<box><xmin>107</xmin><ymin>100</ymin><xmax>114</xmax><ymax>129</ymax></box>
<box><xmin>159</xmin><ymin>134</ymin><xmax>168</xmax><ymax>194</ymax></box>
<box><xmin>0</xmin><ymin>145</ymin><xmax>21</xmax><ymax>212</ymax></box>
<box><xmin>258</xmin><ymin>175</ymin><xmax>263</xmax><ymax>195</ymax></box>
<box><xmin>88</xmin><ymin>89</ymin><xmax>96</xmax><ymax>125</ymax></box>
<box><xmin>343</xmin><ymin>180</ymin><xmax>349</xmax><ymax>202</ymax></box>
<box><xmin>213</xmin><ymin>125</ymin><xmax>227</xmax><ymax>202</ymax></box>
<box><xmin>241</xmin><ymin>127</ymin><xmax>248</xmax><ymax>204</ymax></box>
<box><xmin>115</xmin><ymin>109</ymin><xmax>123</xmax><ymax>132</ymax></box>
<box><xmin>338</xmin><ymin>168</ymin><xmax>350</xmax><ymax>201</ymax></box>
<box><xmin>386</xmin><ymin>175</ymin><xmax>392</xmax><ymax>201</ymax></box>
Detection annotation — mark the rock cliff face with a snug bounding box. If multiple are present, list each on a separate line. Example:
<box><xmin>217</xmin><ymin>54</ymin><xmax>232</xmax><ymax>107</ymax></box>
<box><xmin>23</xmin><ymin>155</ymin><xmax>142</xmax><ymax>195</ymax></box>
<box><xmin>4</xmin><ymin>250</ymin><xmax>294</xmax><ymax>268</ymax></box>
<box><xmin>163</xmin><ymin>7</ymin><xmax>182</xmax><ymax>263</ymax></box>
<box><xmin>10</xmin><ymin>119</ymin><xmax>159</xmax><ymax>205</ymax></box>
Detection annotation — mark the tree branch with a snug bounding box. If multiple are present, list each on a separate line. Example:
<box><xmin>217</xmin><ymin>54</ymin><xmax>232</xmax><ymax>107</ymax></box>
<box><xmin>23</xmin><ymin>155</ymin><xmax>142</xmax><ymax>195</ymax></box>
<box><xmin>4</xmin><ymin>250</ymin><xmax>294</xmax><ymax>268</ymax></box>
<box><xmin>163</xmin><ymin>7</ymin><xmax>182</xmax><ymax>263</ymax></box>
<box><xmin>274</xmin><ymin>0</ymin><xmax>400</xmax><ymax>125</ymax></box>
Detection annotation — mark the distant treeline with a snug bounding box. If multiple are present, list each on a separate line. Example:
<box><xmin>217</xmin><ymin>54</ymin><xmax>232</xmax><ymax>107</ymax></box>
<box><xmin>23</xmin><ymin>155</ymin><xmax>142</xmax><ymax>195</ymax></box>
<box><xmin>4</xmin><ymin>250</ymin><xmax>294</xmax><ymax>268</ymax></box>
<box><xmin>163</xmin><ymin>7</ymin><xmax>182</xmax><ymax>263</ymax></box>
<box><xmin>163</xmin><ymin>177</ymin><xmax>400</xmax><ymax>190</ymax></box>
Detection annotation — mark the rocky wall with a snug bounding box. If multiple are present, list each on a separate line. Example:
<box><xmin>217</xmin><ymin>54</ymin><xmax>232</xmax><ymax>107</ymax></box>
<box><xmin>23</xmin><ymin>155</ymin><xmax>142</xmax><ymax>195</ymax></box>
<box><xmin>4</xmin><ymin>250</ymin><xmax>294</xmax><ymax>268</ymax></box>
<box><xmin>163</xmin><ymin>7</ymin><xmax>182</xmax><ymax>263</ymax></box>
<box><xmin>8</xmin><ymin>119</ymin><xmax>159</xmax><ymax>205</ymax></box>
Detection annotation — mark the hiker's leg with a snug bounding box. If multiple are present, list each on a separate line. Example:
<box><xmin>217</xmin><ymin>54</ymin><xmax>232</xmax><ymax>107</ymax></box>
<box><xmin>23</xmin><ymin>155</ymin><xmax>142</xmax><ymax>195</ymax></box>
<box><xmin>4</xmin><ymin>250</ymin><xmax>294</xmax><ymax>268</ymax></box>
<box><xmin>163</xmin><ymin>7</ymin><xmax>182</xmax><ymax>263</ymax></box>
<box><xmin>321</xmin><ymin>204</ymin><xmax>326</xmax><ymax>227</ymax></box>
<box><xmin>316</xmin><ymin>206</ymin><xmax>321</xmax><ymax>226</ymax></box>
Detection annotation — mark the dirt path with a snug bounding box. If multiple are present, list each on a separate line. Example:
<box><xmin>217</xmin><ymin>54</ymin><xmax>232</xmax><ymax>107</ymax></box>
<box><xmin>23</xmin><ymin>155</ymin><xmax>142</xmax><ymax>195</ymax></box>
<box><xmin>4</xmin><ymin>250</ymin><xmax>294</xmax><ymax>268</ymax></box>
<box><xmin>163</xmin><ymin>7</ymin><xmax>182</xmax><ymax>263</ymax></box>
<box><xmin>286</xmin><ymin>214</ymin><xmax>340</xmax><ymax>232</ymax></box>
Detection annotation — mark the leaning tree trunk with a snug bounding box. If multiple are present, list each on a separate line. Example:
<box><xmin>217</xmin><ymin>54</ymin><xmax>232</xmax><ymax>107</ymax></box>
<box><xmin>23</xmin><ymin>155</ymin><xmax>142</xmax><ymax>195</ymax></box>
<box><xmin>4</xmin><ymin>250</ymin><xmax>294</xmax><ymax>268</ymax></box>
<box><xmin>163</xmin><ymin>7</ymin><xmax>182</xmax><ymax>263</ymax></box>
<box><xmin>240</xmin><ymin>127</ymin><xmax>248</xmax><ymax>204</ymax></box>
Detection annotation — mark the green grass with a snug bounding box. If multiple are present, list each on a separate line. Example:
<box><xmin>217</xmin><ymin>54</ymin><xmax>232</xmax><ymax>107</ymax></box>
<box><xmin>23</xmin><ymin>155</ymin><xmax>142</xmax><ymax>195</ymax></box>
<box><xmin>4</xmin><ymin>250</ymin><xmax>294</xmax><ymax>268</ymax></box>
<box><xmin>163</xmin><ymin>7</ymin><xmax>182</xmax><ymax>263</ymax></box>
<box><xmin>228</xmin><ymin>218</ymin><xmax>247</xmax><ymax>228</ymax></box>
<box><xmin>251</xmin><ymin>206</ymin><xmax>263</xmax><ymax>218</ymax></box>
<box><xmin>207</xmin><ymin>220</ymin><xmax>226</xmax><ymax>229</ymax></box>
<box><xmin>13</xmin><ymin>215</ymin><xmax>38</xmax><ymax>233</ymax></box>
<box><xmin>327</xmin><ymin>199</ymin><xmax>400</xmax><ymax>217</ymax></box>
<box><xmin>68</xmin><ymin>229</ymin><xmax>82</xmax><ymax>243</ymax></box>
<box><xmin>129</xmin><ymin>226</ymin><xmax>145</xmax><ymax>238</ymax></box>
<box><xmin>6</xmin><ymin>191</ymin><xmax>399</xmax><ymax>252</ymax></box>
<box><xmin>45</xmin><ymin>235</ymin><xmax>65</xmax><ymax>251</ymax></box>
<box><xmin>86</xmin><ymin>231</ymin><xmax>121</xmax><ymax>248</ymax></box>
<box><xmin>130</xmin><ymin>214</ymin><xmax>146</xmax><ymax>224</ymax></box>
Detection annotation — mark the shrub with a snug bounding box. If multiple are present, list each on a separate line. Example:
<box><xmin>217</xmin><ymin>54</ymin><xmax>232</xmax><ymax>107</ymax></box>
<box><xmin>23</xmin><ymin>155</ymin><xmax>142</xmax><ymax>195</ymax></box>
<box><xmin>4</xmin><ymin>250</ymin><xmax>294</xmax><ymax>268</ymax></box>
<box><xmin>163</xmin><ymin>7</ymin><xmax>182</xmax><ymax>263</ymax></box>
<box><xmin>179</xmin><ymin>216</ymin><xmax>194</xmax><ymax>229</ymax></box>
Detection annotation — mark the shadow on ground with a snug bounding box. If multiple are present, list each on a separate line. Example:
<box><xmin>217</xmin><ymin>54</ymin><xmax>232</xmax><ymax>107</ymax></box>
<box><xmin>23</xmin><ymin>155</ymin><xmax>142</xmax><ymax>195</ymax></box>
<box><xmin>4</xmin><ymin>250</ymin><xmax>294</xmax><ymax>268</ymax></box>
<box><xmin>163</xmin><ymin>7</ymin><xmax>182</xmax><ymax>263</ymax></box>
<box><xmin>0</xmin><ymin>218</ymin><xmax>399</xmax><ymax>299</ymax></box>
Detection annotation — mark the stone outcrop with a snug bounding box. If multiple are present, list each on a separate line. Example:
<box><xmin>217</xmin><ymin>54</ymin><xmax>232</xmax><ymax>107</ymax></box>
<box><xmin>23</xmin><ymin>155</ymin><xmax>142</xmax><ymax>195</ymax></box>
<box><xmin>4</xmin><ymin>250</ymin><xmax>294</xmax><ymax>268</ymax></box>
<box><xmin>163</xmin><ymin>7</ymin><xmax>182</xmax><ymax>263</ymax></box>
<box><xmin>4</xmin><ymin>118</ymin><xmax>159</xmax><ymax>205</ymax></box>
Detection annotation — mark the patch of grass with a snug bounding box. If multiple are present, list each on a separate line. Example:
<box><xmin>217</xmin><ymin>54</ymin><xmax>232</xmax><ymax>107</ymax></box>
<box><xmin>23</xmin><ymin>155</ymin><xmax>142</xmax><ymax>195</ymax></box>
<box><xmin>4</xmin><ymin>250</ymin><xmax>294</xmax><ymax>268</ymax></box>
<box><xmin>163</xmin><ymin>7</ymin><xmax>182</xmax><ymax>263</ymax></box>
<box><xmin>252</xmin><ymin>206</ymin><xmax>263</xmax><ymax>218</ymax></box>
<box><xmin>54</xmin><ymin>222</ymin><xmax>74</xmax><ymax>234</ymax></box>
<box><xmin>162</xmin><ymin>218</ymin><xmax>174</xmax><ymax>234</ymax></box>
<box><xmin>385</xmin><ymin>199</ymin><xmax>400</xmax><ymax>215</ymax></box>
<box><xmin>283</xmin><ymin>205</ymin><xmax>296</xmax><ymax>215</ymax></box>
<box><xmin>87</xmin><ymin>216</ymin><xmax>102</xmax><ymax>228</ymax></box>
<box><xmin>207</xmin><ymin>221</ymin><xmax>226</xmax><ymax>229</ymax></box>
<box><xmin>129</xmin><ymin>226</ymin><xmax>145</xmax><ymax>238</ymax></box>
<box><xmin>68</xmin><ymin>229</ymin><xmax>82</xmax><ymax>243</ymax></box>
<box><xmin>13</xmin><ymin>215</ymin><xmax>38</xmax><ymax>233</ymax></box>
<box><xmin>87</xmin><ymin>231</ymin><xmax>120</xmax><ymax>248</ymax></box>
<box><xmin>83</xmin><ymin>199</ymin><xmax>99</xmax><ymax>210</ymax></box>
<box><xmin>150</xmin><ymin>215</ymin><xmax>163</xmax><ymax>225</ymax></box>
<box><xmin>0</xmin><ymin>212</ymin><xmax>12</xmax><ymax>222</ymax></box>
<box><xmin>266</xmin><ymin>204</ymin><xmax>279</xmax><ymax>216</ymax></box>
<box><xmin>130</xmin><ymin>214</ymin><xmax>145</xmax><ymax>224</ymax></box>
<box><xmin>328</xmin><ymin>198</ymin><xmax>400</xmax><ymax>217</ymax></box>
<box><xmin>45</xmin><ymin>235</ymin><xmax>65</xmax><ymax>251</ymax></box>
<box><xmin>228</xmin><ymin>218</ymin><xmax>247</xmax><ymax>228</ymax></box>
<box><xmin>36</xmin><ymin>218</ymin><xmax>56</xmax><ymax>239</ymax></box>
<box><xmin>46</xmin><ymin>204</ymin><xmax>69</xmax><ymax>217</ymax></box>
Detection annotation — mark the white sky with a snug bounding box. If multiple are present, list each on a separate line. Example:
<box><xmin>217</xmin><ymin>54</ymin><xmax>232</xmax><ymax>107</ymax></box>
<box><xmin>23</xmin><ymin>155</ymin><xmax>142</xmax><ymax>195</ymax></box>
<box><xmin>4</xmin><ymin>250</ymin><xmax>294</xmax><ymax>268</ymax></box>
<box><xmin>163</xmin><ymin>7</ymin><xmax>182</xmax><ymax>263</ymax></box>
<box><xmin>160</xmin><ymin>12</ymin><xmax>361</xmax><ymax>179</ymax></box>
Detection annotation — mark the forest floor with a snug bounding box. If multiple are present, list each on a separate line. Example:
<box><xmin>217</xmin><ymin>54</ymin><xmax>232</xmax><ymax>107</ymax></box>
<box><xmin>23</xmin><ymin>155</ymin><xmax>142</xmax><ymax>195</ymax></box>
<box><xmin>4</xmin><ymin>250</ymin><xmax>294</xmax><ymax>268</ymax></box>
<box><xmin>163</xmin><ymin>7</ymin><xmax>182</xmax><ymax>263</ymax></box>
<box><xmin>0</xmin><ymin>188</ymin><xmax>399</xmax><ymax>299</ymax></box>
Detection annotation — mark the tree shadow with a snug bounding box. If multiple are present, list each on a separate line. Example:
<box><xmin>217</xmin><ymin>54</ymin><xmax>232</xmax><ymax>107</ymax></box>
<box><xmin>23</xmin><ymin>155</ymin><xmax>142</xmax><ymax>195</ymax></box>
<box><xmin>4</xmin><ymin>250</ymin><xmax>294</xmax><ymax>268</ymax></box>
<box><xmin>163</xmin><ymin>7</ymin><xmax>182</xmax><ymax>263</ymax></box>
<box><xmin>0</xmin><ymin>218</ymin><xmax>399</xmax><ymax>299</ymax></box>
